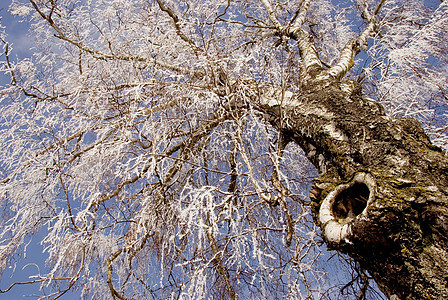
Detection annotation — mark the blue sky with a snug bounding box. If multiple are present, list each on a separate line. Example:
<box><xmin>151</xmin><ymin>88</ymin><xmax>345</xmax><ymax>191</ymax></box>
<box><xmin>1</xmin><ymin>3</ymin><xmax>35</xmax><ymax>87</ymax></box>
<box><xmin>1</xmin><ymin>0</ymin><xmax>45</xmax><ymax>84</ymax></box>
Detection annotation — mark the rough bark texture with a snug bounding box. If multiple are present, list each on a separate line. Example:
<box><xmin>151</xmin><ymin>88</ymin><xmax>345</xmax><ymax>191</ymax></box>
<box><xmin>255</xmin><ymin>78</ymin><xmax>448</xmax><ymax>299</ymax></box>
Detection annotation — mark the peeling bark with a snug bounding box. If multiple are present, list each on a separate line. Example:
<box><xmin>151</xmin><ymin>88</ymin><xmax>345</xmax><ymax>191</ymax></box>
<box><xmin>253</xmin><ymin>79</ymin><xmax>448</xmax><ymax>299</ymax></box>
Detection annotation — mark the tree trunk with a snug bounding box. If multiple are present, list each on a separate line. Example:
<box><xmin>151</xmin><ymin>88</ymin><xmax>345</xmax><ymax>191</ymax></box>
<box><xmin>253</xmin><ymin>78</ymin><xmax>448</xmax><ymax>299</ymax></box>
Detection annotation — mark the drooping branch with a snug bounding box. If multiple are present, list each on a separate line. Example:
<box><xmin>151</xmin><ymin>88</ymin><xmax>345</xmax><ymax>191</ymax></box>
<box><xmin>106</xmin><ymin>249</ymin><xmax>126</xmax><ymax>300</ymax></box>
<box><xmin>270</xmin><ymin>132</ymin><xmax>295</xmax><ymax>247</ymax></box>
<box><xmin>206</xmin><ymin>228</ymin><xmax>237</xmax><ymax>300</ymax></box>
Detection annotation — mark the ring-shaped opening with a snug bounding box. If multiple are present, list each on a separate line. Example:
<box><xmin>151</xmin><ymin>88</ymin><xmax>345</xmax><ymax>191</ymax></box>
<box><xmin>318</xmin><ymin>172</ymin><xmax>376</xmax><ymax>244</ymax></box>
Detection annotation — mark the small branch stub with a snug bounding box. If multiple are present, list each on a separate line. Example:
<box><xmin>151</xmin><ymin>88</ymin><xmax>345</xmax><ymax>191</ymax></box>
<box><xmin>319</xmin><ymin>173</ymin><xmax>376</xmax><ymax>244</ymax></box>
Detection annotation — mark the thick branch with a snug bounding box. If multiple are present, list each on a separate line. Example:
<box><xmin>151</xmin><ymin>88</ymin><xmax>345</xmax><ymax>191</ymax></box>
<box><xmin>259</xmin><ymin>0</ymin><xmax>321</xmax><ymax>84</ymax></box>
<box><xmin>289</xmin><ymin>0</ymin><xmax>311</xmax><ymax>30</ymax></box>
<box><xmin>260</xmin><ymin>0</ymin><xmax>283</xmax><ymax>29</ymax></box>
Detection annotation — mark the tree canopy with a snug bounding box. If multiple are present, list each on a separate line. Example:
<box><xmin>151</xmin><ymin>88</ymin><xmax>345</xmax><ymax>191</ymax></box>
<box><xmin>0</xmin><ymin>0</ymin><xmax>447</xmax><ymax>299</ymax></box>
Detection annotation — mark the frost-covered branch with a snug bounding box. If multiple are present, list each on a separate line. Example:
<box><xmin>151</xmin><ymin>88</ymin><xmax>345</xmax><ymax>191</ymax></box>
<box><xmin>155</xmin><ymin>0</ymin><xmax>203</xmax><ymax>52</ymax></box>
<box><xmin>28</xmin><ymin>0</ymin><xmax>204</xmax><ymax>78</ymax></box>
<box><xmin>288</xmin><ymin>0</ymin><xmax>311</xmax><ymax>30</ymax></box>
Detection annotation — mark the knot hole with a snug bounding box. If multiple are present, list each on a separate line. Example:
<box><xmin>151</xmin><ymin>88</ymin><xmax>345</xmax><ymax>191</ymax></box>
<box><xmin>332</xmin><ymin>182</ymin><xmax>369</xmax><ymax>219</ymax></box>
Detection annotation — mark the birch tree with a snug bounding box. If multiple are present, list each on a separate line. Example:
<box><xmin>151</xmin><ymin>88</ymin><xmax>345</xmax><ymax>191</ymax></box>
<box><xmin>1</xmin><ymin>0</ymin><xmax>447</xmax><ymax>299</ymax></box>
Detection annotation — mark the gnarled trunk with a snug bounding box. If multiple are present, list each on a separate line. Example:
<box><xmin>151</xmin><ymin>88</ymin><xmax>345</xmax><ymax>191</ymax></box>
<box><xmin>254</xmin><ymin>78</ymin><xmax>448</xmax><ymax>299</ymax></box>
